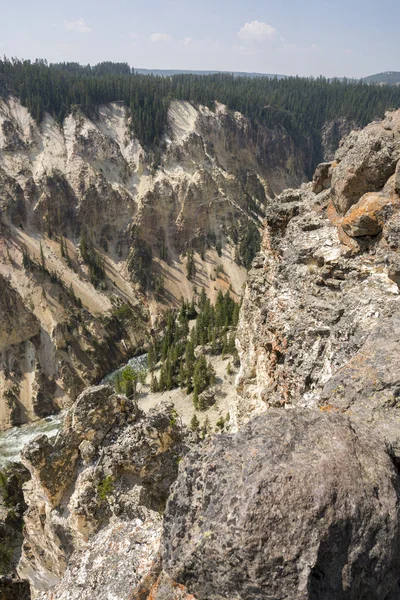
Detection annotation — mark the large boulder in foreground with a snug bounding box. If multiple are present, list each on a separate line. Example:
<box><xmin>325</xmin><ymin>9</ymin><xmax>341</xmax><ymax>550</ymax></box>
<box><xmin>161</xmin><ymin>410</ymin><xmax>400</xmax><ymax>600</ymax></box>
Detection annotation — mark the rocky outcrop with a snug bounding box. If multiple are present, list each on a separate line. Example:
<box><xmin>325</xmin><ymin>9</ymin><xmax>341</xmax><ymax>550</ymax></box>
<box><xmin>37</xmin><ymin>519</ymin><xmax>161</xmax><ymax>600</ymax></box>
<box><xmin>236</xmin><ymin>111</ymin><xmax>400</xmax><ymax>451</ymax></box>
<box><xmin>330</xmin><ymin>110</ymin><xmax>400</xmax><ymax>214</ymax></box>
<box><xmin>19</xmin><ymin>385</ymin><xmax>190</xmax><ymax>598</ymax></box>
<box><xmin>0</xmin><ymin>276</ymin><xmax>40</xmax><ymax>351</ymax></box>
<box><xmin>311</xmin><ymin>161</ymin><xmax>332</xmax><ymax>194</ymax></box>
<box><xmin>321</xmin><ymin>312</ymin><xmax>400</xmax><ymax>456</ymax></box>
<box><xmin>138</xmin><ymin>410</ymin><xmax>400</xmax><ymax>600</ymax></box>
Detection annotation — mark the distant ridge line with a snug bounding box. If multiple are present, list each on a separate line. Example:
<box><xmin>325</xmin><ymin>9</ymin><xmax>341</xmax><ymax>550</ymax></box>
<box><xmin>135</xmin><ymin>68</ymin><xmax>287</xmax><ymax>79</ymax></box>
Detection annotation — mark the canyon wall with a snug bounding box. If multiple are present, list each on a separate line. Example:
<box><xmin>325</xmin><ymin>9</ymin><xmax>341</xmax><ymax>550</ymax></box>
<box><xmin>0</xmin><ymin>97</ymin><xmax>309</xmax><ymax>428</ymax></box>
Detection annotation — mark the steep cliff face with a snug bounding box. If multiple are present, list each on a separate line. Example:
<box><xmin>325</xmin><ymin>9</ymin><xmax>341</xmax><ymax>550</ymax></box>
<box><xmin>236</xmin><ymin>109</ymin><xmax>400</xmax><ymax>455</ymax></box>
<box><xmin>0</xmin><ymin>97</ymin><xmax>304</xmax><ymax>251</ymax></box>
<box><xmin>0</xmin><ymin>97</ymin><xmax>310</xmax><ymax>429</ymax></box>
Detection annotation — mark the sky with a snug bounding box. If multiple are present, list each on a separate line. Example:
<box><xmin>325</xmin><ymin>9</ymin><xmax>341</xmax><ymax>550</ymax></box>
<box><xmin>0</xmin><ymin>0</ymin><xmax>399</xmax><ymax>78</ymax></box>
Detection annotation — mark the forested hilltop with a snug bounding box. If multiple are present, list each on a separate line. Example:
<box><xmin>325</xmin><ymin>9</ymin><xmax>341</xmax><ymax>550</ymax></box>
<box><xmin>1</xmin><ymin>58</ymin><xmax>400</xmax><ymax>168</ymax></box>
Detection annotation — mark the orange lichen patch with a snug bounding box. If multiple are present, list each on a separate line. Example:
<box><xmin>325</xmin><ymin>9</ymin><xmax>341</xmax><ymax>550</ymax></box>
<box><xmin>337</xmin><ymin>225</ymin><xmax>361</xmax><ymax>253</ymax></box>
<box><xmin>319</xmin><ymin>405</ymin><xmax>340</xmax><ymax>413</ymax></box>
<box><xmin>130</xmin><ymin>558</ymin><xmax>162</xmax><ymax>600</ymax></box>
<box><xmin>341</xmin><ymin>192</ymin><xmax>400</xmax><ymax>237</ymax></box>
<box><xmin>326</xmin><ymin>202</ymin><xmax>342</xmax><ymax>226</ymax></box>
<box><xmin>148</xmin><ymin>573</ymin><xmax>197</xmax><ymax>600</ymax></box>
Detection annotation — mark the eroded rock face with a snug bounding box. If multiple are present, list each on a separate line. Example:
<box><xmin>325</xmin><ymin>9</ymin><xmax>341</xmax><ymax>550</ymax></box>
<box><xmin>19</xmin><ymin>385</ymin><xmax>190</xmax><ymax>598</ymax></box>
<box><xmin>160</xmin><ymin>410</ymin><xmax>400</xmax><ymax>600</ymax></box>
<box><xmin>16</xmin><ymin>108</ymin><xmax>400</xmax><ymax>600</ymax></box>
<box><xmin>0</xmin><ymin>275</ymin><xmax>61</xmax><ymax>428</ymax></box>
<box><xmin>0</xmin><ymin>276</ymin><xmax>40</xmax><ymax>351</ymax></box>
<box><xmin>311</xmin><ymin>161</ymin><xmax>332</xmax><ymax>194</ymax></box>
<box><xmin>134</xmin><ymin>569</ymin><xmax>198</xmax><ymax>600</ymax></box>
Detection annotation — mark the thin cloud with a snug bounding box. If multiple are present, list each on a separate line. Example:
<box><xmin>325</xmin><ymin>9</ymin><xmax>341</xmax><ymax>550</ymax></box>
<box><xmin>64</xmin><ymin>18</ymin><xmax>91</xmax><ymax>33</ymax></box>
<box><xmin>149</xmin><ymin>33</ymin><xmax>172</xmax><ymax>43</ymax></box>
<box><xmin>238</xmin><ymin>21</ymin><xmax>276</xmax><ymax>43</ymax></box>
<box><xmin>184</xmin><ymin>37</ymin><xmax>193</xmax><ymax>46</ymax></box>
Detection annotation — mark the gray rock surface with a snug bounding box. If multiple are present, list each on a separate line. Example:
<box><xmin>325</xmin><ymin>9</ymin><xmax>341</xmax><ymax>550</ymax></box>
<box><xmin>161</xmin><ymin>410</ymin><xmax>400</xmax><ymax>600</ymax></box>
<box><xmin>236</xmin><ymin>111</ymin><xmax>400</xmax><ymax>430</ymax></box>
<box><xmin>321</xmin><ymin>312</ymin><xmax>400</xmax><ymax>455</ymax></box>
<box><xmin>311</xmin><ymin>161</ymin><xmax>332</xmax><ymax>194</ymax></box>
<box><xmin>37</xmin><ymin>518</ymin><xmax>162</xmax><ymax>600</ymax></box>
<box><xmin>19</xmin><ymin>385</ymin><xmax>190</xmax><ymax>597</ymax></box>
<box><xmin>331</xmin><ymin>109</ymin><xmax>400</xmax><ymax>214</ymax></box>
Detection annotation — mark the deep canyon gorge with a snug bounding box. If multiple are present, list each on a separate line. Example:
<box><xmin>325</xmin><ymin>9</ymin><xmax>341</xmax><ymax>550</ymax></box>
<box><xmin>1</xmin><ymin>64</ymin><xmax>400</xmax><ymax>599</ymax></box>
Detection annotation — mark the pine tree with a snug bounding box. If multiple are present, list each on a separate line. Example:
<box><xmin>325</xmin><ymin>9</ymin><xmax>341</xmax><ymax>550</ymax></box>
<box><xmin>178</xmin><ymin>360</ymin><xmax>186</xmax><ymax>388</ymax></box>
<box><xmin>147</xmin><ymin>345</ymin><xmax>157</xmax><ymax>372</ymax></box>
<box><xmin>202</xmin><ymin>416</ymin><xmax>211</xmax><ymax>437</ymax></box>
<box><xmin>185</xmin><ymin>339</ymin><xmax>195</xmax><ymax>392</ymax></box>
<box><xmin>190</xmin><ymin>413</ymin><xmax>200</xmax><ymax>430</ymax></box>
<box><xmin>40</xmin><ymin>242</ymin><xmax>46</xmax><ymax>270</ymax></box>
<box><xmin>159</xmin><ymin>363</ymin><xmax>168</xmax><ymax>392</ymax></box>
<box><xmin>221</xmin><ymin>332</ymin><xmax>228</xmax><ymax>358</ymax></box>
<box><xmin>228</xmin><ymin>332</ymin><xmax>236</xmax><ymax>353</ymax></box>
<box><xmin>192</xmin><ymin>355</ymin><xmax>209</xmax><ymax>406</ymax></box>
<box><xmin>232</xmin><ymin>302</ymin><xmax>240</xmax><ymax>327</ymax></box>
<box><xmin>186</xmin><ymin>248</ymin><xmax>196</xmax><ymax>281</ymax></box>
<box><xmin>114</xmin><ymin>372</ymin><xmax>122</xmax><ymax>394</ymax></box>
<box><xmin>150</xmin><ymin>373</ymin><xmax>159</xmax><ymax>393</ymax></box>
<box><xmin>22</xmin><ymin>244</ymin><xmax>31</xmax><ymax>269</ymax></box>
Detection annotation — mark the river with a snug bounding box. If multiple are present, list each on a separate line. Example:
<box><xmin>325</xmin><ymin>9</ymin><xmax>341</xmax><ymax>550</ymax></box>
<box><xmin>0</xmin><ymin>354</ymin><xmax>147</xmax><ymax>468</ymax></box>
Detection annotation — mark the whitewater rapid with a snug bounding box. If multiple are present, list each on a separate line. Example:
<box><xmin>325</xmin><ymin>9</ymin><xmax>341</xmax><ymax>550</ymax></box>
<box><xmin>0</xmin><ymin>354</ymin><xmax>147</xmax><ymax>467</ymax></box>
